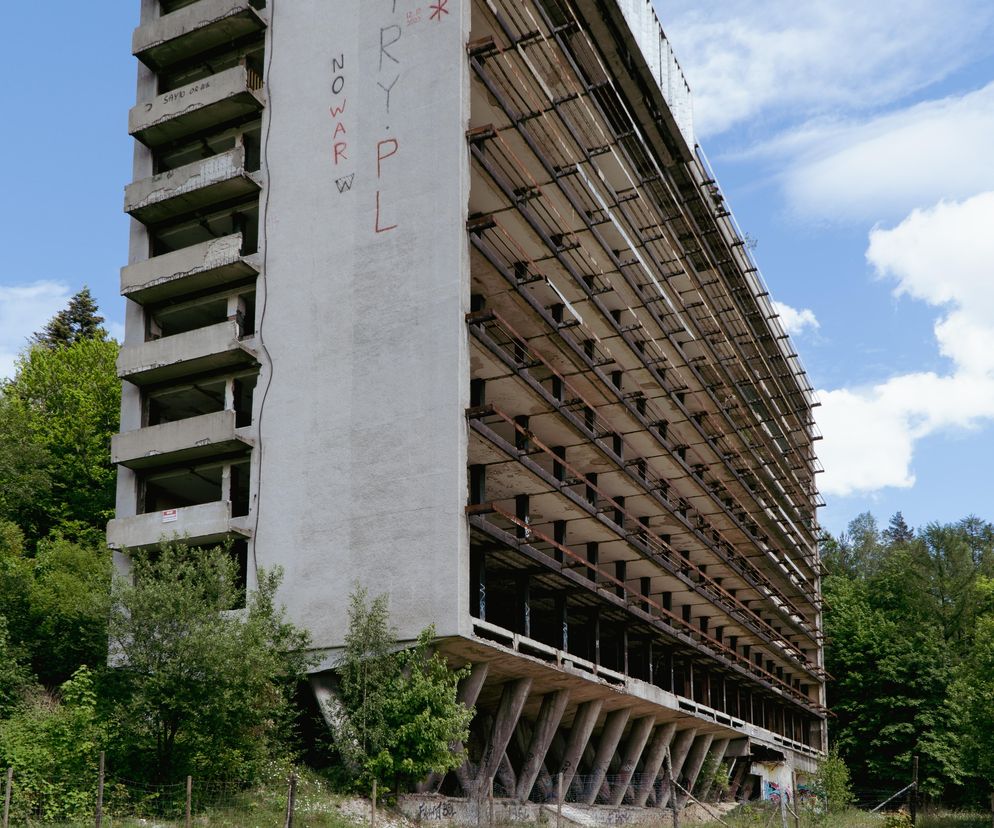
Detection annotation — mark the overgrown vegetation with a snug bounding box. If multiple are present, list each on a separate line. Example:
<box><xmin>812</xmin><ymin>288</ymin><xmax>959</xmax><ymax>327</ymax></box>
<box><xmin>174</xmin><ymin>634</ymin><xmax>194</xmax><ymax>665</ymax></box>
<box><xmin>823</xmin><ymin>512</ymin><xmax>994</xmax><ymax>804</ymax></box>
<box><xmin>331</xmin><ymin>586</ymin><xmax>474</xmax><ymax>793</ymax></box>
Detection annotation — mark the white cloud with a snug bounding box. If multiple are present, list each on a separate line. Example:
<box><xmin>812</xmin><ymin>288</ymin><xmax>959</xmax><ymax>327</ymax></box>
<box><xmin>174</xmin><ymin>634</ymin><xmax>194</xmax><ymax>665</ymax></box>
<box><xmin>770</xmin><ymin>83</ymin><xmax>994</xmax><ymax>223</ymax></box>
<box><xmin>816</xmin><ymin>193</ymin><xmax>994</xmax><ymax>496</ymax></box>
<box><xmin>0</xmin><ymin>281</ymin><xmax>72</xmax><ymax>379</ymax></box>
<box><xmin>771</xmin><ymin>301</ymin><xmax>818</xmax><ymax>336</ymax></box>
<box><xmin>658</xmin><ymin>0</ymin><xmax>993</xmax><ymax>137</ymax></box>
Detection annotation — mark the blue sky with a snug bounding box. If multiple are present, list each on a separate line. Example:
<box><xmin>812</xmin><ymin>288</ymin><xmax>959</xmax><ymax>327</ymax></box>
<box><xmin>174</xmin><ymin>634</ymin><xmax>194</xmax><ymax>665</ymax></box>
<box><xmin>2</xmin><ymin>3</ymin><xmax>993</xmax><ymax>536</ymax></box>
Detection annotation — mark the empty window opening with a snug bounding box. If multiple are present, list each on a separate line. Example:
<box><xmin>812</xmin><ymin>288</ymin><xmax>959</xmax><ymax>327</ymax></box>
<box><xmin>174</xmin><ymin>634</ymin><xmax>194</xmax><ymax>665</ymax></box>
<box><xmin>139</xmin><ymin>457</ymin><xmax>250</xmax><ymax>515</ymax></box>
<box><xmin>158</xmin><ymin>45</ymin><xmax>265</xmax><ymax>94</ymax></box>
<box><xmin>154</xmin><ymin>122</ymin><xmax>262</xmax><ymax>174</ymax></box>
<box><xmin>150</xmin><ymin>198</ymin><xmax>260</xmax><ymax>257</ymax></box>
<box><xmin>147</xmin><ymin>288</ymin><xmax>256</xmax><ymax>340</ymax></box>
<box><xmin>146</xmin><ymin>378</ymin><xmax>226</xmax><ymax>426</ymax></box>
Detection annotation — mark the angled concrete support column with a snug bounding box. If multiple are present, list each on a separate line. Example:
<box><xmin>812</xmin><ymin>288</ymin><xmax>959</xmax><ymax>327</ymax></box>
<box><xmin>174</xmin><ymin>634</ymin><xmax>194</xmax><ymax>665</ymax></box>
<box><xmin>697</xmin><ymin>738</ymin><xmax>730</xmax><ymax>802</ymax></box>
<box><xmin>609</xmin><ymin>715</ymin><xmax>655</xmax><ymax>806</ymax></box>
<box><xmin>557</xmin><ymin>699</ymin><xmax>603</xmax><ymax>797</ymax></box>
<box><xmin>657</xmin><ymin>727</ymin><xmax>697</xmax><ymax>810</ymax></box>
<box><xmin>423</xmin><ymin>662</ymin><xmax>490</xmax><ymax>793</ymax></box>
<box><xmin>496</xmin><ymin>753</ymin><xmax>517</xmax><ymax>795</ymax></box>
<box><xmin>515</xmin><ymin>689</ymin><xmax>570</xmax><ymax>802</ymax></box>
<box><xmin>475</xmin><ymin>678</ymin><xmax>532</xmax><ymax>796</ymax></box>
<box><xmin>634</xmin><ymin>722</ymin><xmax>677</xmax><ymax>807</ymax></box>
<box><xmin>676</xmin><ymin>733</ymin><xmax>715</xmax><ymax>808</ymax></box>
<box><xmin>583</xmin><ymin>708</ymin><xmax>631</xmax><ymax>805</ymax></box>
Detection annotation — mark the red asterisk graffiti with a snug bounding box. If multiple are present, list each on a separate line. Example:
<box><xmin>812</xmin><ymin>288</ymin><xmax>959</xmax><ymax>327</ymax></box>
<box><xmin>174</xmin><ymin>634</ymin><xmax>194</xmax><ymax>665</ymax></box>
<box><xmin>429</xmin><ymin>0</ymin><xmax>449</xmax><ymax>21</ymax></box>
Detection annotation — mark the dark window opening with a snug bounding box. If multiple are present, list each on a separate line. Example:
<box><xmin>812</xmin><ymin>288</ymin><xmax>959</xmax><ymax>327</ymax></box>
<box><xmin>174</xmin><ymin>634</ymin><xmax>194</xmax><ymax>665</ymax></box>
<box><xmin>150</xmin><ymin>197</ymin><xmax>260</xmax><ymax>257</ymax></box>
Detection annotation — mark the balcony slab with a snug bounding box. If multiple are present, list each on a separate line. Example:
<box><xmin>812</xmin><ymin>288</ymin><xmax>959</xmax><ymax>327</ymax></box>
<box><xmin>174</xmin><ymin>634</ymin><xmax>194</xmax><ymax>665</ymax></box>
<box><xmin>118</xmin><ymin>320</ymin><xmax>256</xmax><ymax>386</ymax></box>
<box><xmin>107</xmin><ymin>500</ymin><xmax>250</xmax><ymax>550</ymax></box>
<box><xmin>125</xmin><ymin>146</ymin><xmax>259</xmax><ymax>225</ymax></box>
<box><xmin>112</xmin><ymin>410</ymin><xmax>251</xmax><ymax>470</ymax></box>
<box><xmin>129</xmin><ymin>66</ymin><xmax>263</xmax><ymax>148</ymax></box>
<box><xmin>134</xmin><ymin>0</ymin><xmax>265</xmax><ymax>71</ymax></box>
<box><xmin>121</xmin><ymin>233</ymin><xmax>257</xmax><ymax>306</ymax></box>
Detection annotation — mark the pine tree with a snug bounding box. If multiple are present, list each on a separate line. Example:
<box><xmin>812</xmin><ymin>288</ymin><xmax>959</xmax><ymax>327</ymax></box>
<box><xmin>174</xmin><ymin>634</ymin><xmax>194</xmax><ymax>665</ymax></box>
<box><xmin>883</xmin><ymin>511</ymin><xmax>914</xmax><ymax>546</ymax></box>
<box><xmin>32</xmin><ymin>287</ymin><xmax>106</xmax><ymax>347</ymax></box>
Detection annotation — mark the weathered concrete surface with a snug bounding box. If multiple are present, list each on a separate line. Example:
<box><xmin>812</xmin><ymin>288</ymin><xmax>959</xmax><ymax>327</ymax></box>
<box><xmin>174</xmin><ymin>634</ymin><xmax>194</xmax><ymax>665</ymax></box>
<box><xmin>125</xmin><ymin>146</ymin><xmax>258</xmax><ymax>224</ymax></box>
<box><xmin>133</xmin><ymin>0</ymin><xmax>265</xmax><ymax>70</ymax></box>
<box><xmin>397</xmin><ymin>794</ymin><xmax>738</xmax><ymax>826</ymax></box>
<box><xmin>112</xmin><ymin>409</ymin><xmax>251</xmax><ymax>469</ymax></box>
<box><xmin>117</xmin><ymin>320</ymin><xmax>255</xmax><ymax>385</ymax></box>
<box><xmin>129</xmin><ymin>65</ymin><xmax>263</xmax><ymax>147</ymax></box>
<box><xmin>254</xmin><ymin>0</ymin><xmax>471</xmax><ymax>648</ymax></box>
<box><xmin>120</xmin><ymin>233</ymin><xmax>256</xmax><ymax>305</ymax></box>
<box><xmin>107</xmin><ymin>500</ymin><xmax>249</xmax><ymax>550</ymax></box>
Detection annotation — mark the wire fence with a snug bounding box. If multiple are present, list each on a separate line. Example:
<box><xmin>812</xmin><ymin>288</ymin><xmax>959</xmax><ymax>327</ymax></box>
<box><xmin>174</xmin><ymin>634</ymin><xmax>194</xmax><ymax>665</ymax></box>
<box><xmin>0</xmin><ymin>761</ymin><xmax>299</xmax><ymax>827</ymax></box>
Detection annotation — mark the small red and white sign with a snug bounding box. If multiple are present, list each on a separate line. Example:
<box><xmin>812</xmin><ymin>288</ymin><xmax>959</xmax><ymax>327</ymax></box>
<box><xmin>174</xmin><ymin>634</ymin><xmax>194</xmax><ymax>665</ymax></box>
<box><xmin>162</xmin><ymin>509</ymin><xmax>178</xmax><ymax>523</ymax></box>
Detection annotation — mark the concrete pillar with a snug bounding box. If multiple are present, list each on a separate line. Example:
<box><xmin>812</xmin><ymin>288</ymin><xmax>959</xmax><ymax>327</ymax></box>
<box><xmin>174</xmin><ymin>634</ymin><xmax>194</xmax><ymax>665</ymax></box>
<box><xmin>657</xmin><ymin>727</ymin><xmax>697</xmax><ymax>810</ymax></box>
<box><xmin>496</xmin><ymin>753</ymin><xmax>516</xmax><ymax>796</ymax></box>
<box><xmin>697</xmin><ymin>737</ymin><xmax>730</xmax><ymax>802</ymax></box>
<box><xmin>609</xmin><ymin>715</ymin><xmax>655</xmax><ymax>806</ymax></box>
<box><xmin>557</xmin><ymin>699</ymin><xmax>603</xmax><ymax>797</ymax></box>
<box><xmin>475</xmin><ymin>678</ymin><xmax>532</xmax><ymax>795</ymax></box>
<box><xmin>583</xmin><ymin>708</ymin><xmax>631</xmax><ymax>805</ymax></box>
<box><xmin>515</xmin><ymin>690</ymin><xmax>570</xmax><ymax>802</ymax></box>
<box><xmin>634</xmin><ymin>722</ymin><xmax>677</xmax><ymax>807</ymax></box>
<box><xmin>423</xmin><ymin>662</ymin><xmax>490</xmax><ymax>793</ymax></box>
<box><xmin>677</xmin><ymin>734</ymin><xmax>715</xmax><ymax>808</ymax></box>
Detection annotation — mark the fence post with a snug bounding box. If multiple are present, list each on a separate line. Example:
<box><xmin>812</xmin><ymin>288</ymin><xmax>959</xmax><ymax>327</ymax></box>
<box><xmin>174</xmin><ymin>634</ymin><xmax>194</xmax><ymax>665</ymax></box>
<box><xmin>488</xmin><ymin>777</ymin><xmax>494</xmax><ymax>828</ymax></box>
<box><xmin>284</xmin><ymin>772</ymin><xmax>297</xmax><ymax>828</ymax></box>
<box><xmin>911</xmin><ymin>756</ymin><xmax>918</xmax><ymax>827</ymax></box>
<box><xmin>186</xmin><ymin>775</ymin><xmax>192</xmax><ymax>828</ymax></box>
<box><xmin>779</xmin><ymin>786</ymin><xmax>789</xmax><ymax>828</ymax></box>
<box><xmin>792</xmin><ymin>770</ymin><xmax>801</xmax><ymax>828</ymax></box>
<box><xmin>371</xmin><ymin>778</ymin><xmax>377</xmax><ymax>828</ymax></box>
<box><xmin>95</xmin><ymin>751</ymin><xmax>105</xmax><ymax>828</ymax></box>
<box><xmin>2</xmin><ymin>767</ymin><xmax>12</xmax><ymax>828</ymax></box>
<box><xmin>667</xmin><ymin>749</ymin><xmax>679</xmax><ymax>828</ymax></box>
<box><xmin>557</xmin><ymin>772</ymin><xmax>563</xmax><ymax>828</ymax></box>
<box><xmin>989</xmin><ymin>791</ymin><xmax>993</xmax><ymax>828</ymax></box>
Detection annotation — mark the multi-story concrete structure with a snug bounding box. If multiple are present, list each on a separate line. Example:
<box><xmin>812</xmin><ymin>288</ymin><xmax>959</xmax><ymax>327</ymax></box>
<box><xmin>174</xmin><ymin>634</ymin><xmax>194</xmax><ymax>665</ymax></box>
<box><xmin>110</xmin><ymin>0</ymin><xmax>826</xmax><ymax>809</ymax></box>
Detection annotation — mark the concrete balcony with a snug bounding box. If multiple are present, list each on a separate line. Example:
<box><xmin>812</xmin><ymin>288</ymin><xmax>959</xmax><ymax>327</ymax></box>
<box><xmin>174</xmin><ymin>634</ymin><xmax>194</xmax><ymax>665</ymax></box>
<box><xmin>134</xmin><ymin>0</ymin><xmax>266</xmax><ymax>71</ymax></box>
<box><xmin>107</xmin><ymin>500</ymin><xmax>250</xmax><ymax>550</ymax></box>
<box><xmin>125</xmin><ymin>146</ymin><xmax>259</xmax><ymax>225</ymax></box>
<box><xmin>112</xmin><ymin>410</ymin><xmax>251</xmax><ymax>470</ymax></box>
<box><xmin>118</xmin><ymin>320</ymin><xmax>256</xmax><ymax>386</ymax></box>
<box><xmin>120</xmin><ymin>233</ymin><xmax>257</xmax><ymax>306</ymax></box>
<box><xmin>129</xmin><ymin>65</ymin><xmax>264</xmax><ymax>148</ymax></box>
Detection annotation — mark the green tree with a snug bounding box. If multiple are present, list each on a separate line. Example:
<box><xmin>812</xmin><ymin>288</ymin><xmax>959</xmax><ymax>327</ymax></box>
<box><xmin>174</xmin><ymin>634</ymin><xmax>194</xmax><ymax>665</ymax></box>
<box><xmin>0</xmin><ymin>666</ymin><xmax>108</xmax><ymax>823</ymax></box>
<box><xmin>106</xmin><ymin>542</ymin><xmax>313</xmax><ymax>783</ymax></box>
<box><xmin>0</xmin><ymin>615</ymin><xmax>32</xmax><ymax>715</ymax></box>
<box><xmin>334</xmin><ymin>586</ymin><xmax>472</xmax><ymax>790</ymax></box>
<box><xmin>32</xmin><ymin>286</ymin><xmax>107</xmax><ymax>348</ymax></box>
<box><xmin>0</xmin><ymin>335</ymin><xmax>119</xmax><ymax>538</ymax></box>
<box><xmin>26</xmin><ymin>533</ymin><xmax>112</xmax><ymax>685</ymax></box>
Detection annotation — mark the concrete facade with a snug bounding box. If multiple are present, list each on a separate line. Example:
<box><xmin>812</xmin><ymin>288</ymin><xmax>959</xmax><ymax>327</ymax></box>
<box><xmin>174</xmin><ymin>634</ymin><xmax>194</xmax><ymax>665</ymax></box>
<box><xmin>114</xmin><ymin>0</ymin><xmax>826</xmax><ymax>812</ymax></box>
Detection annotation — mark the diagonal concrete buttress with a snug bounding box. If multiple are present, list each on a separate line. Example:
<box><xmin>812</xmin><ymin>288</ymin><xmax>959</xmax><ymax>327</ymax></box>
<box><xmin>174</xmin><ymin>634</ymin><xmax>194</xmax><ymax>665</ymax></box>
<box><xmin>556</xmin><ymin>699</ymin><xmax>603</xmax><ymax>798</ymax></box>
<box><xmin>474</xmin><ymin>677</ymin><xmax>533</xmax><ymax>796</ymax></box>
<box><xmin>633</xmin><ymin>722</ymin><xmax>677</xmax><ymax>807</ymax></box>
<box><xmin>697</xmin><ymin>738</ymin><xmax>730</xmax><ymax>802</ymax></box>
<box><xmin>676</xmin><ymin>733</ymin><xmax>715</xmax><ymax>808</ymax></box>
<box><xmin>422</xmin><ymin>661</ymin><xmax>490</xmax><ymax>793</ymax></box>
<box><xmin>657</xmin><ymin>727</ymin><xmax>697</xmax><ymax>810</ymax></box>
<box><xmin>609</xmin><ymin>715</ymin><xmax>656</xmax><ymax>806</ymax></box>
<box><xmin>583</xmin><ymin>707</ymin><xmax>631</xmax><ymax>805</ymax></box>
<box><xmin>515</xmin><ymin>689</ymin><xmax>570</xmax><ymax>802</ymax></box>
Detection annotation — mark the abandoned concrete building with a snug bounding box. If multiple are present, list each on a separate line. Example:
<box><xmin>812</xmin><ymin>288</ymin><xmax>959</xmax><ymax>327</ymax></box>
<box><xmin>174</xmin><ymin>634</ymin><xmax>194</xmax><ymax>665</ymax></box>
<box><xmin>109</xmin><ymin>0</ymin><xmax>827</xmax><ymax>812</ymax></box>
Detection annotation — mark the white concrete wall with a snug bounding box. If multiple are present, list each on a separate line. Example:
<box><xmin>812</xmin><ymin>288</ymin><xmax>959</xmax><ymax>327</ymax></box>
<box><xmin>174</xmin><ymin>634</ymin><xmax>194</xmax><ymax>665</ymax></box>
<box><xmin>255</xmin><ymin>0</ymin><xmax>472</xmax><ymax>652</ymax></box>
<box><xmin>617</xmin><ymin>0</ymin><xmax>695</xmax><ymax>148</ymax></box>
